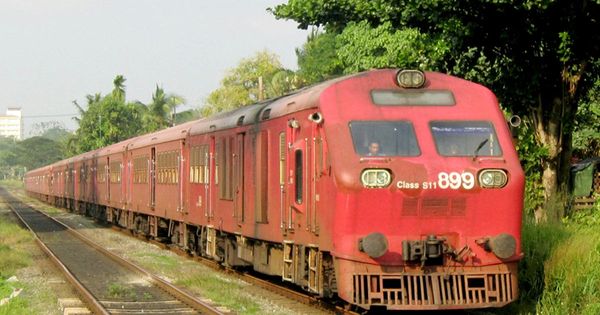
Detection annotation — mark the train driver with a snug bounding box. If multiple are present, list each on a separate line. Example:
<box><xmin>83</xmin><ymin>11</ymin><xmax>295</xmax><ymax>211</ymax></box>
<box><xmin>368</xmin><ymin>141</ymin><xmax>382</xmax><ymax>156</ymax></box>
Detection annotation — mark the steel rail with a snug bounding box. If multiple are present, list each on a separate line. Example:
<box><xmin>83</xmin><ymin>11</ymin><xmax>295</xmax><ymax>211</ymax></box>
<box><xmin>142</xmin><ymin>234</ymin><xmax>361</xmax><ymax>315</ymax></box>
<box><xmin>2</xmin><ymin>192</ymin><xmax>226</xmax><ymax>315</ymax></box>
<box><xmin>4</xmin><ymin>201</ymin><xmax>109</xmax><ymax>315</ymax></box>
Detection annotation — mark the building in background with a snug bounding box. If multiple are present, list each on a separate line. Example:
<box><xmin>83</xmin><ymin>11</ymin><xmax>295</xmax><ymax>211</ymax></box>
<box><xmin>0</xmin><ymin>108</ymin><xmax>23</xmax><ymax>140</ymax></box>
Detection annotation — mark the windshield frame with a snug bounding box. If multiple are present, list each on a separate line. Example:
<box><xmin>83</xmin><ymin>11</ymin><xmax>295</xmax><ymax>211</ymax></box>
<box><xmin>429</xmin><ymin>120</ymin><xmax>503</xmax><ymax>157</ymax></box>
<box><xmin>349</xmin><ymin>120</ymin><xmax>421</xmax><ymax>157</ymax></box>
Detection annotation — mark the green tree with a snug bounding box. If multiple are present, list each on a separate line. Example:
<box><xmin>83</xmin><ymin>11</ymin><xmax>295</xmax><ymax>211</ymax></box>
<box><xmin>144</xmin><ymin>86</ymin><xmax>185</xmax><ymax>132</ymax></box>
<box><xmin>573</xmin><ymin>61</ymin><xmax>600</xmax><ymax>158</ymax></box>
<box><xmin>336</xmin><ymin>21</ymin><xmax>450</xmax><ymax>73</ymax></box>
<box><xmin>15</xmin><ymin>137</ymin><xmax>64</xmax><ymax>170</ymax></box>
<box><xmin>0</xmin><ymin>137</ymin><xmax>19</xmax><ymax>179</ymax></box>
<box><xmin>202</xmin><ymin>50</ymin><xmax>297</xmax><ymax>116</ymax></box>
<box><xmin>295</xmin><ymin>29</ymin><xmax>343</xmax><ymax>84</ymax></box>
<box><xmin>173</xmin><ymin>109</ymin><xmax>201</xmax><ymax>125</ymax></box>
<box><xmin>70</xmin><ymin>75</ymin><xmax>145</xmax><ymax>154</ymax></box>
<box><xmin>272</xmin><ymin>0</ymin><xmax>600</xmax><ymax>218</ymax></box>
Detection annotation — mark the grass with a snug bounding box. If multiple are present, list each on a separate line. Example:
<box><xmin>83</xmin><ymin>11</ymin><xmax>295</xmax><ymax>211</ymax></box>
<box><xmin>498</xmin><ymin>196</ymin><xmax>600</xmax><ymax>315</ymax></box>
<box><xmin>132</xmin><ymin>252</ymin><xmax>263</xmax><ymax>312</ymax></box>
<box><xmin>0</xmin><ymin>222</ymin><xmax>33</xmax><ymax>279</ymax></box>
<box><xmin>0</xmin><ymin>184</ymin><xmax>62</xmax><ymax>314</ymax></box>
<box><xmin>177</xmin><ymin>274</ymin><xmax>262</xmax><ymax>314</ymax></box>
<box><xmin>0</xmin><ymin>180</ymin><xmax>23</xmax><ymax>190</ymax></box>
<box><xmin>133</xmin><ymin>252</ymin><xmax>179</xmax><ymax>271</ymax></box>
<box><xmin>107</xmin><ymin>283</ymin><xmax>137</xmax><ymax>300</ymax></box>
<box><xmin>0</xmin><ymin>214</ymin><xmax>33</xmax><ymax>314</ymax></box>
<box><xmin>534</xmin><ymin>199</ymin><xmax>600</xmax><ymax>314</ymax></box>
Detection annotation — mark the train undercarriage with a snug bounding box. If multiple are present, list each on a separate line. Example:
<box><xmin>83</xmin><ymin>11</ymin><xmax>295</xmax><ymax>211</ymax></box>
<box><xmin>31</xmin><ymin>192</ymin><xmax>338</xmax><ymax>300</ymax></box>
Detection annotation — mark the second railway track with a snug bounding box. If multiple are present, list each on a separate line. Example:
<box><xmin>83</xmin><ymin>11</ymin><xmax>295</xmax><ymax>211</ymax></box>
<box><xmin>1</xmin><ymin>187</ymin><xmax>226</xmax><ymax>315</ymax></box>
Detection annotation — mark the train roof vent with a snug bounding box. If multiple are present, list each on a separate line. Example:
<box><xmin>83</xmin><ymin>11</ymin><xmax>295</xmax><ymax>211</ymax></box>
<box><xmin>237</xmin><ymin>115</ymin><xmax>245</xmax><ymax>126</ymax></box>
<box><xmin>261</xmin><ymin>109</ymin><xmax>271</xmax><ymax>121</ymax></box>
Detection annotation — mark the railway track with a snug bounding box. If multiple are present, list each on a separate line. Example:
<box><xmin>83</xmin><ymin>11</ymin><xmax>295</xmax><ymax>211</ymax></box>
<box><xmin>0</xmin><ymin>187</ymin><xmax>226</xmax><ymax>315</ymax></box>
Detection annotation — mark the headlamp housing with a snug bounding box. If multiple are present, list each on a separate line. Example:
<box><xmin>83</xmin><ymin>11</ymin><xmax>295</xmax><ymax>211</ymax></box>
<box><xmin>478</xmin><ymin>169</ymin><xmax>508</xmax><ymax>188</ymax></box>
<box><xmin>361</xmin><ymin>169</ymin><xmax>392</xmax><ymax>188</ymax></box>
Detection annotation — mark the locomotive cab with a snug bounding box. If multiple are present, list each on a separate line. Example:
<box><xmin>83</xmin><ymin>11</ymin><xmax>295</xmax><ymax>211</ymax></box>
<box><xmin>320</xmin><ymin>69</ymin><xmax>524</xmax><ymax>310</ymax></box>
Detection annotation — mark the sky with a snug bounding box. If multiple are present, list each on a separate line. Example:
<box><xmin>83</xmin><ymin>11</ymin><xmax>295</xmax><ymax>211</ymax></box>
<box><xmin>0</xmin><ymin>0</ymin><xmax>308</xmax><ymax>137</ymax></box>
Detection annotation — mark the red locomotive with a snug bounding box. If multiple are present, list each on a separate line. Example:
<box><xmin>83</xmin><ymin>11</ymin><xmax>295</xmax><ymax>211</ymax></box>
<box><xmin>25</xmin><ymin>69</ymin><xmax>524</xmax><ymax>311</ymax></box>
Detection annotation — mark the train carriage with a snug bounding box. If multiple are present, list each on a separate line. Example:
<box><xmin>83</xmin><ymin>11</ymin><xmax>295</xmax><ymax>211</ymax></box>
<box><xmin>25</xmin><ymin>69</ymin><xmax>524</xmax><ymax>311</ymax></box>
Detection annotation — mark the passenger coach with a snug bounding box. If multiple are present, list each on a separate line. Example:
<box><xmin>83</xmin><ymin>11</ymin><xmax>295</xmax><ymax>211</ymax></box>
<box><xmin>25</xmin><ymin>69</ymin><xmax>524</xmax><ymax>311</ymax></box>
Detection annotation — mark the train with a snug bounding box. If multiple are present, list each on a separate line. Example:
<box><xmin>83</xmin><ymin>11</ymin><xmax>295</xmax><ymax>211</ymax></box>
<box><xmin>25</xmin><ymin>69</ymin><xmax>524</xmax><ymax>311</ymax></box>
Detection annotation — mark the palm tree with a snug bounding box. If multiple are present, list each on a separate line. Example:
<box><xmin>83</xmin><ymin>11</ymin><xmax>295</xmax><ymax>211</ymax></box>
<box><xmin>112</xmin><ymin>75</ymin><xmax>126</xmax><ymax>102</ymax></box>
<box><xmin>145</xmin><ymin>85</ymin><xmax>185</xmax><ymax>131</ymax></box>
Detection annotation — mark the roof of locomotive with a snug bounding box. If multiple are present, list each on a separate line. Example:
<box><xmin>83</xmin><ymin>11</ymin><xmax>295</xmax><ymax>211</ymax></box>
<box><xmin>188</xmin><ymin>72</ymin><xmax>358</xmax><ymax>135</ymax></box>
<box><xmin>188</xmin><ymin>102</ymin><xmax>268</xmax><ymax>136</ymax></box>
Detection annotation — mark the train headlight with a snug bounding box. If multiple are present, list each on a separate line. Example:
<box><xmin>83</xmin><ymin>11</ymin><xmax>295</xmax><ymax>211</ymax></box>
<box><xmin>396</xmin><ymin>69</ymin><xmax>426</xmax><ymax>88</ymax></box>
<box><xmin>361</xmin><ymin>169</ymin><xmax>392</xmax><ymax>188</ymax></box>
<box><xmin>478</xmin><ymin>169</ymin><xmax>507</xmax><ymax>188</ymax></box>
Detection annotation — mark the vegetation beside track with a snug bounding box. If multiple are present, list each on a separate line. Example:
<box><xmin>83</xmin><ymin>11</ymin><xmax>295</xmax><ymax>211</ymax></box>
<box><xmin>0</xmin><ymin>184</ymin><xmax>61</xmax><ymax>315</ymax></box>
<box><xmin>493</xmin><ymin>197</ymin><xmax>600</xmax><ymax>315</ymax></box>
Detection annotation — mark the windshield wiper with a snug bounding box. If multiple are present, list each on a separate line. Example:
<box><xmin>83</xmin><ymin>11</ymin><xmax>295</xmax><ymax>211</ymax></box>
<box><xmin>473</xmin><ymin>138</ymin><xmax>489</xmax><ymax>159</ymax></box>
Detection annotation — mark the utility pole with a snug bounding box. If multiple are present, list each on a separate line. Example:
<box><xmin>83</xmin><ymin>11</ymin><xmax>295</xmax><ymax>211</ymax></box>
<box><xmin>258</xmin><ymin>76</ymin><xmax>264</xmax><ymax>101</ymax></box>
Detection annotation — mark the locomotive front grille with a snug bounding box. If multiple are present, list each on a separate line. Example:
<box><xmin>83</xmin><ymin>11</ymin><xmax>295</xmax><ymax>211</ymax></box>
<box><xmin>352</xmin><ymin>271</ymin><xmax>514</xmax><ymax>309</ymax></box>
<box><xmin>402</xmin><ymin>197</ymin><xmax>467</xmax><ymax>216</ymax></box>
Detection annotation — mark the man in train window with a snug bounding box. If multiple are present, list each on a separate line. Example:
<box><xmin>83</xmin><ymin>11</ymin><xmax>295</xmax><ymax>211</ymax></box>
<box><xmin>367</xmin><ymin>141</ymin><xmax>382</xmax><ymax>156</ymax></box>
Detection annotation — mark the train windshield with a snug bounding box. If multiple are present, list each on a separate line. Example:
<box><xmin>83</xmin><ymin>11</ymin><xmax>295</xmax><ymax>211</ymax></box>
<box><xmin>430</xmin><ymin>121</ymin><xmax>502</xmax><ymax>157</ymax></box>
<box><xmin>349</xmin><ymin>121</ymin><xmax>420</xmax><ymax>156</ymax></box>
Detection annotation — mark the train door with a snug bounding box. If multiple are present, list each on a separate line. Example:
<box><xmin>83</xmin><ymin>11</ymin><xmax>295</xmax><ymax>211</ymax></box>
<box><xmin>106</xmin><ymin>157</ymin><xmax>111</xmax><ymax>202</ymax></box>
<box><xmin>178</xmin><ymin>141</ymin><xmax>185</xmax><ymax>214</ymax></box>
<box><xmin>81</xmin><ymin>162</ymin><xmax>86</xmax><ymax>202</ymax></box>
<box><xmin>150</xmin><ymin>148</ymin><xmax>156</xmax><ymax>208</ymax></box>
<box><xmin>49</xmin><ymin>171</ymin><xmax>53</xmax><ymax>195</ymax></box>
<box><xmin>91</xmin><ymin>158</ymin><xmax>97</xmax><ymax>203</ymax></box>
<box><xmin>208</xmin><ymin>136</ymin><xmax>216</xmax><ymax>222</ymax></box>
<box><xmin>309</xmin><ymin>122</ymin><xmax>323</xmax><ymax>235</ymax></box>
<box><xmin>233</xmin><ymin>133</ymin><xmax>245</xmax><ymax>224</ymax></box>
<box><xmin>280</xmin><ymin>130</ymin><xmax>291</xmax><ymax>232</ymax></box>
<box><xmin>284</xmin><ymin>120</ymin><xmax>307</xmax><ymax>233</ymax></box>
<box><xmin>126</xmin><ymin>150</ymin><xmax>133</xmax><ymax>208</ymax></box>
<box><xmin>201</xmin><ymin>143</ymin><xmax>210</xmax><ymax>221</ymax></box>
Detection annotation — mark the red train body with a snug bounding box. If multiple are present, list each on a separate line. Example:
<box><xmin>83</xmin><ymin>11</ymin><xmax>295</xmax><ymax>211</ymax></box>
<box><xmin>25</xmin><ymin>69</ymin><xmax>524</xmax><ymax>311</ymax></box>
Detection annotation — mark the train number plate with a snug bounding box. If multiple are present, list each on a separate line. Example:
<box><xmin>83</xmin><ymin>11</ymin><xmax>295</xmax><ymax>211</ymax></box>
<box><xmin>396</xmin><ymin>171</ymin><xmax>475</xmax><ymax>190</ymax></box>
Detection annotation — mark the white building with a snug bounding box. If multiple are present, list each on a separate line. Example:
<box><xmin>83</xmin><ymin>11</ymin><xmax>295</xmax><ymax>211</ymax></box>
<box><xmin>0</xmin><ymin>108</ymin><xmax>23</xmax><ymax>140</ymax></box>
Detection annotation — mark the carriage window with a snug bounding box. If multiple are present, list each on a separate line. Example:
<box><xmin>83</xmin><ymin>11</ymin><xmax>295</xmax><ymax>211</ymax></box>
<box><xmin>157</xmin><ymin>151</ymin><xmax>179</xmax><ymax>184</ymax></box>
<box><xmin>430</xmin><ymin>121</ymin><xmax>502</xmax><ymax>157</ymax></box>
<box><xmin>110</xmin><ymin>161</ymin><xmax>121</xmax><ymax>183</ymax></box>
<box><xmin>133</xmin><ymin>156</ymin><xmax>148</xmax><ymax>183</ymax></box>
<box><xmin>350</xmin><ymin>121</ymin><xmax>420</xmax><ymax>156</ymax></box>
<box><xmin>190</xmin><ymin>145</ymin><xmax>209</xmax><ymax>184</ymax></box>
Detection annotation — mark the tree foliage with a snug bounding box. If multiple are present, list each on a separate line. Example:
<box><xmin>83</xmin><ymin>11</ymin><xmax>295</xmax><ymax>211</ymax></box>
<box><xmin>336</xmin><ymin>21</ymin><xmax>450</xmax><ymax>73</ymax></box>
<box><xmin>202</xmin><ymin>50</ymin><xmax>301</xmax><ymax>116</ymax></box>
<box><xmin>295</xmin><ymin>30</ymin><xmax>343</xmax><ymax>84</ymax></box>
<box><xmin>273</xmin><ymin>0</ymin><xmax>600</xmax><ymax>215</ymax></box>
<box><xmin>573</xmin><ymin>61</ymin><xmax>600</xmax><ymax>158</ymax></box>
<box><xmin>69</xmin><ymin>76</ymin><xmax>145</xmax><ymax>154</ymax></box>
<box><xmin>0</xmin><ymin>136</ymin><xmax>64</xmax><ymax>179</ymax></box>
<box><xmin>144</xmin><ymin>86</ymin><xmax>185</xmax><ymax>132</ymax></box>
